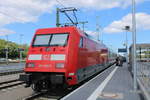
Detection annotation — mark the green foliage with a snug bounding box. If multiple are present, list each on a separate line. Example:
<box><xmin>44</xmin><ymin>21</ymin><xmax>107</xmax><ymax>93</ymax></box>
<box><xmin>0</xmin><ymin>39</ymin><xmax>29</xmax><ymax>59</ymax></box>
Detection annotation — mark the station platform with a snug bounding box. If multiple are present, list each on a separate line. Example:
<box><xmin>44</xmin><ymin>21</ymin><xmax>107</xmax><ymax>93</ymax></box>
<box><xmin>61</xmin><ymin>64</ymin><xmax>142</xmax><ymax>100</ymax></box>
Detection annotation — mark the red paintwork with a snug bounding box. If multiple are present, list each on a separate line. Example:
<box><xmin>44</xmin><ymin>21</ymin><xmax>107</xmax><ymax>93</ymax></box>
<box><xmin>24</xmin><ymin>26</ymin><xmax>108</xmax><ymax>86</ymax></box>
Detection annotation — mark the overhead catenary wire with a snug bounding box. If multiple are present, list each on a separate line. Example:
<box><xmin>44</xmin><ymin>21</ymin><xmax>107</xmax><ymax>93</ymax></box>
<box><xmin>63</xmin><ymin>11</ymin><xmax>76</xmax><ymax>25</ymax></box>
<box><xmin>0</xmin><ymin>11</ymin><xmax>23</xmax><ymax>22</ymax></box>
<box><xmin>55</xmin><ymin>0</ymin><xmax>89</xmax><ymax>29</ymax></box>
<box><xmin>56</xmin><ymin>0</ymin><xmax>88</xmax><ymax>31</ymax></box>
<box><xmin>55</xmin><ymin>0</ymin><xmax>66</xmax><ymax>8</ymax></box>
<box><xmin>55</xmin><ymin>0</ymin><xmax>79</xmax><ymax>26</ymax></box>
<box><xmin>0</xmin><ymin>9</ymin><xmax>39</xmax><ymax>47</ymax></box>
<box><xmin>0</xmin><ymin>10</ymin><xmax>39</xmax><ymax>28</ymax></box>
<box><xmin>73</xmin><ymin>10</ymin><xmax>78</xmax><ymax>24</ymax></box>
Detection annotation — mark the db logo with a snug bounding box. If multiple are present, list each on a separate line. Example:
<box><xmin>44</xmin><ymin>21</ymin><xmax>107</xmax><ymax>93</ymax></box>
<box><xmin>42</xmin><ymin>55</ymin><xmax>50</xmax><ymax>60</ymax></box>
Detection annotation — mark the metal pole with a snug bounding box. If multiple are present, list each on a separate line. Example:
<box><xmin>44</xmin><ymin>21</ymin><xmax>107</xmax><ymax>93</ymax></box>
<box><xmin>132</xmin><ymin>0</ymin><xmax>137</xmax><ymax>91</ymax></box>
<box><xmin>140</xmin><ymin>47</ymin><xmax>141</xmax><ymax>60</ymax></box>
<box><xmin>20</xmin><ymin>50</ymin><xmax>22</xmax><ymax>64</ymax></box>
<box><xmin>149</xmin><ymin>48</ymin><xmax>150</xmax><ymax>61</ymax></box>
<box><xmin>96</xmin><ymin>16</ymin><xmax>100</xmax><ymax>41</ymax></box>
<box><xmin>79</xmin><ymin>21</ymin><xmax>88</xmax><ymax>32</ymax></box>
<box><xmin>82</xmin><ymin>23</ymin><xmax>85</xmax><ymax>32</ymax></box>
<box><xmin>6</xmin><ymin>48</ymin><xmax>8</xmax><ymax>65</ymax></box>
<box><xmin>56</xmin><ymin>8</ymin><xmax>60</xmax><ymax>27</ymax></box>
<box><xmin>6</xmin><ymin>35</ymin><xmax>8</xmax><ymax>65</ymax></box>
<box><xmin>20</xmin><ymin>34</ymin><xmax>23</xmax><ymax>65</ymax></box>
<box><xmin>126</xmin><ymin>30</ymin><xmax>128</xmax><ymax>66</ymax></box>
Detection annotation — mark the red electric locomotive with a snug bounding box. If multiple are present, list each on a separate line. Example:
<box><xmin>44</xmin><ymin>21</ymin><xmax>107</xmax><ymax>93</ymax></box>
<box><xmin>20</xmin><ymin>26</ymin><xmax>114</xmax><ymax>91</ymax></box>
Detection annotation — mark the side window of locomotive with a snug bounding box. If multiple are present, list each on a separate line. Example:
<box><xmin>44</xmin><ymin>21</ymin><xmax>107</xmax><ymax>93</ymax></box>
<box><xmin>79</xmin><ymin>37</ymin><xmax>83</xmax><ymax>48</ymax></box>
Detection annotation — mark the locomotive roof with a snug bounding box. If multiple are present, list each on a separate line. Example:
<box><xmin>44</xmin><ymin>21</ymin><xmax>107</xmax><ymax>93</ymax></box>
<box><xmin>130</xmin><ymin>43</ymin><xmax>150</xmax><ymax>49</ymax></box>
<box><xmin>35</xmin><ymin>26</ymin><xmax>107</xmax><ymax>49</ymax></box>
<box><xmin>36</xmin><ymin>27</ymin><xmax>95</xmax><ymax>41</ymax></box>
<box><xmin>36</xmin><ymin>26</ymin><xmax>84</xmax><ymax>35</ymax></box>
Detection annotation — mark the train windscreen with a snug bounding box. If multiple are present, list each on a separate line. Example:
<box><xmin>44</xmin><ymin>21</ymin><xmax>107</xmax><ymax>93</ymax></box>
<box><xmin>32</xmin><ymin>33</ymin><xmax>69</xmax><ymax>47</ymax></box>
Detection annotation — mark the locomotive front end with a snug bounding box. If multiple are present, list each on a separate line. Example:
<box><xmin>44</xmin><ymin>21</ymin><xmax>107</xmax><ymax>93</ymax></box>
<box><xmin>19</xmin><ymin>27</ymin><xmax>76</xmax><ymax>91</ymax></box>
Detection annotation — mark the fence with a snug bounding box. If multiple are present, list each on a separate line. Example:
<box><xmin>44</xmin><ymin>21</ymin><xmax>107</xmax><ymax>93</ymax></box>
<box><xmin>137</xmin><ymin>62</ymin><xmax>150</xmax><ymax>99</ymax></box>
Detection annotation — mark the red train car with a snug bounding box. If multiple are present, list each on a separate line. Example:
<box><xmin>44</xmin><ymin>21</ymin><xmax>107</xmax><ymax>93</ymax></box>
<box><xmin>20</xmin><ymin>26</ymin><xmax>113</xmax><ymax>91</ymax></box>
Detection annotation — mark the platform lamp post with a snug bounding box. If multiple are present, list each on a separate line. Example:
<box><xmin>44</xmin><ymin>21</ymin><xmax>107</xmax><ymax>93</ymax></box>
<box><xmin>132</xmin><ymin>0</ymin><xmax>137</xmax><ymax>91</ymax></box>
<box><xmin>19</xmin><ymin>34</ymin><xmax>23</xmax><ymax>65</ymax></box>
<box><xmin>124</xmin><ymin>26</ymin><xmax>130</xmax><ymax>66</ymax></box>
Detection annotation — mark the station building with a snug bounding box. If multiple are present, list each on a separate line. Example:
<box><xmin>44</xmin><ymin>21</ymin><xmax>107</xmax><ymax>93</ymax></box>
<box><xmin>129</xmin><ymin>43</ymin><xmax>150</xmax><ymax>62</ymax></box>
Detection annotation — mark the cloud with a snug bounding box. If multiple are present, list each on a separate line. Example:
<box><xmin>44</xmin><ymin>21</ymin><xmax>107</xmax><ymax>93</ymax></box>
<box><xmin>103</xmin><ymin>13</ymin><xmax>150</xmax><ymax>33</ymax></box>
<box><xmin>60</xmin><ymin>0</ymin><xmax>144</xmax><ymax>10</ymax></box>
<box><xmin>0</xmin><ymin>28</ymin><xmax>16</xmax><ymax>36</ymax></box>
<box><xmin>0</xmin><ymin>0</ymin><xmax>145</xmax><ymax>28</ymax></box>
<box><xmin>0</xmin><ymin>0</ymin><xmax>57</xmax><ymax>27</ymax></box>
<box><xmin>86</xmin><ymin>30</ymin><xmax>98</xmax><ymax>37</ymax></box>
<box><xmin>0</xmin><ymin>0</ymin><xmax>146</xmax><ymax>35</ymax></box>
<box><xmin>86</xmin><ymin>30</ymin><xmax>102</xmax><ymax>41</ymax></box>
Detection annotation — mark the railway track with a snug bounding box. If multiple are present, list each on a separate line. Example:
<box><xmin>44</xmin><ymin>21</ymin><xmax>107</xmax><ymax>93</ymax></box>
<box><xmin>0</xmin><ymin>70</ymin><xmax>23</xmax><ymax>76</ymax></box>
<box><xmin>0</xmin><ymin>79</ymin><xmax>25</xmax><ymax>90</ymax></box>
<box><xmin>23</xmin><ymin>63</ymin><xmax>116</xmax><ymax>100</ymax></box>
<box><xmin>23</xmin><ymin>93</ymin><xmax>65</xmax><ymax>100</ymax></box>
<box><xmin>23</xmin><ymin>88</ymin><xmax>70</xmax><ymax>100</ymax></box>
<box><xmin>23</xmin><ymin>86</ymin><xmax>73</xmax><ymax>100</ymax></box>
<box><xmin>23</xmin><ymin>91</ymin><xmax>47</xmax><ymax>100</ymax></box>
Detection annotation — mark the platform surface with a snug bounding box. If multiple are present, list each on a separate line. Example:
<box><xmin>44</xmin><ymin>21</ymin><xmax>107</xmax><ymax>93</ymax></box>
<box><xmin>61</xmin><ymin>64</ymin><xmax>142</xmax><ymax>100</ymax></box>
<box><xmin>96</xmin><ymin>64</ymin><xmax>141</xmax><ymax>100</ymax></box>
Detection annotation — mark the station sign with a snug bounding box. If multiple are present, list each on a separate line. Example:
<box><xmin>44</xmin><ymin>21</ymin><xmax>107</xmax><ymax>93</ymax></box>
<box><xmin>18</xmin><ymin>48</ymin><xmax>25</xmax><ymax>51</ymax></box>
<box><xmin>118</xmin><ymin>48</ymin><xmax>127</xmax><ymax>53</ymax></box>
<box><xmin>3</xmin><ymin>48</ymin><xmax>9</xmax><ymax>52</ymax></box>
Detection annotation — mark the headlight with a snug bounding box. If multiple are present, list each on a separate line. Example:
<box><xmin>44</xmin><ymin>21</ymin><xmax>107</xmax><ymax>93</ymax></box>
<box><xmin>51</xmin><ymin>54</ymin><xmax>65</xmax><ymax>61</ymax></box>
<box><xmin>26</xmin><ymin>63</ymin><xmax>35</xmax><ymax>67</ymax></box>
<box><xmin>28</xmin><ymin>54</ymin><xmax>42</xmax><ymax>60</ymax></box>
<box><xmin>56</xmin><ymin>63</ymin><xmax>64</xmax><ymax>68</ymax></box>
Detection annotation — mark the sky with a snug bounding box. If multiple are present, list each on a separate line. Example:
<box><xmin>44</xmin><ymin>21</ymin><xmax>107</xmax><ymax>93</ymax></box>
<box><xmin>0</xmin><ymin>0</ymin><xmax>150</xmax><ymax>52</ymax></box>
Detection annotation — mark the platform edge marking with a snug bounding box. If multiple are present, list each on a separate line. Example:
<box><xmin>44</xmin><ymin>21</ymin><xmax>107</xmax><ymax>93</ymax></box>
<box><xmin>61</xmin><ymin>66</ymin><xmax>115</xmax><ymax>100</ymax></box>
<box><xmin>87</xmin><ymin>67</ymin><xmax>118</xmax><ymax>100</ymax></box>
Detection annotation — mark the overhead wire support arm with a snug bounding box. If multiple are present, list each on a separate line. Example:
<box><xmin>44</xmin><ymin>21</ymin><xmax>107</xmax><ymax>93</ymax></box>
<box><xmin>56</xmin><ymin>8</ymin><xmax>60</xmax><ymax>27</ymax></box>
<box><xmin>56</xmin><ymin>7</ymin><xmax>78</xmax><ymax>27</ymax></box>
<box><xmin>59</xmin><ymin>7</ymin><xmax>77</xmax><ymax>12</ymax></box>
<box><xmin>64</xmin><ymin>11</ymin><xmax>76</xmax><ymax>26</ymax></box>
<box><xmin>56</xmin><ymin>7</ymin><xmax>87</xmax><ymax>29</ymax></box>
<box><xmin>60</xmin><ymin>7</ymin><xmax>78</xmax><ymax>26</ymax></box>
<box><xmin>73</xmin><ymin>10</ymin><xmax>78</xmax><ymax>26</ymax></box>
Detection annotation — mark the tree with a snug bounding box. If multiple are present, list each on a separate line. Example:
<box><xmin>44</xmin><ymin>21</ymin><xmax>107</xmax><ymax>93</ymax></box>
<box><xmin>0</xmin><ymin>39</ymin><xmax>29</xmax><ymax>59</ymax></box>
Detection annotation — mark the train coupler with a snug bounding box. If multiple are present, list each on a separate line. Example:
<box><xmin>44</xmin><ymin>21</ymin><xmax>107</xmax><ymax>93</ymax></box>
<box><xmin>19</xmin><ymin>74</ymin><xmax>32</xmax><ymax>87</ymax></box>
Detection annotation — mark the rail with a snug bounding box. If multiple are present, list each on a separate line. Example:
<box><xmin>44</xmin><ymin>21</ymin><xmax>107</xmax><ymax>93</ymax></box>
<box><xmin>23</xmin><ymin>92</ymin><xmax>47</xmax><ymax>100</ymax></box>
<box><xmin>137</xmin><ymin>62</ymin><xmax>150</xmax><ymax>99</ymax></box>
<box><xmin>0</xmin><ymin>69</ymin><xmax>23</xmax><ymax>76</ymax></box>
<box><xmin>0</xmin><ymin>80</ymin><xmax>25</xmax><ymax>90</ymax></box>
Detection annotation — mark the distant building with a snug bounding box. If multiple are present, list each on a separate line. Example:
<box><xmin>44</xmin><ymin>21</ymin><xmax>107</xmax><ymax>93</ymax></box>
<box><xmin>129</xmin><ymin>43</ymin><xmax>150</xmax><ymax>62</ymax></box>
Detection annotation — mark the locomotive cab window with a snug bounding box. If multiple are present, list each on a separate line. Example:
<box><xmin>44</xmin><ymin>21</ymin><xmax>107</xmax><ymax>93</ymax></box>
<box><xmin>33</xmin><ymin>34</ymin><xmax>51</xmax><ymax>46</ymax></box>
<box><xmin>79</xmin><ymin>37</ymin><xmax>83</xmax><ymax>48</ymax></box>
<box><xmin>50</xmin><ymin>34</ymin><xmax>68</xmax><ymax>46</ymax></box>
<box><xmin>32</xmin><ymin>33</ymin><xmax>69</xmax><ymax>47</ymax></box>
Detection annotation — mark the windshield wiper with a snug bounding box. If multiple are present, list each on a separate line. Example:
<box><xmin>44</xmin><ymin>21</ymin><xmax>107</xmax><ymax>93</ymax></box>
<box><xmin>50</xmin><ymin>44</ymin><xmax>64</xmax><ymax>46</ymax></box>
<box><xmin>32</xmin><ymin>45</ymin><xmax>49</xmax><ymax>47</ymax></box>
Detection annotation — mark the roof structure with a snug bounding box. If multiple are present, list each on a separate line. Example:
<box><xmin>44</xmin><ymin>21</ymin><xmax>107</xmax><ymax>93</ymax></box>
<box><xmin>130</xmin><ymin>43</ymin><xmax>150</xmax><ymax>49</ymax></box>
